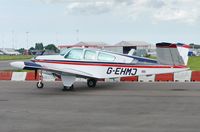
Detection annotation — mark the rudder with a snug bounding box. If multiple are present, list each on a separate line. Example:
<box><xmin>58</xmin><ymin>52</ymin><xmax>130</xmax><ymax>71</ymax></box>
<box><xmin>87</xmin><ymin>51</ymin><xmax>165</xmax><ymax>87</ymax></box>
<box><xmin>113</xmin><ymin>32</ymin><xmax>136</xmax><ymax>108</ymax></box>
<box><xmin>156</xmin><ymin>42</ymin><xmax>190</xmax><ymax>66</ymax></box>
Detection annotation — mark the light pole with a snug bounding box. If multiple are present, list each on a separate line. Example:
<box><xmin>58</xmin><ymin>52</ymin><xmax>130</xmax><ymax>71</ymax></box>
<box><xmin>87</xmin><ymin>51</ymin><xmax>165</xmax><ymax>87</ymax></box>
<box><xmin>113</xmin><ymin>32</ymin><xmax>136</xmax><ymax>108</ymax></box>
<box><xmin>26</xmin><ymin>32</ymin><xmax>29</xmax><ymax>49</ymax></box>
<box><xmin>56</xmin><ymin>32</ymin><xmax>59</xmax><ymax>44</ymax></box>
<box><xmin>11</xmin><ymin>30</ymin><xmax>14</xmax><ymax>49</ymax></box>
<box><xmin>1</xmin><ymin>34</ymin><xmax>4</xmax><ymax>49</ymax></box>
<box><xmin>76</xmin><ymin>29</ymin><xmax>79</xmax><ymax>42</ymax></box>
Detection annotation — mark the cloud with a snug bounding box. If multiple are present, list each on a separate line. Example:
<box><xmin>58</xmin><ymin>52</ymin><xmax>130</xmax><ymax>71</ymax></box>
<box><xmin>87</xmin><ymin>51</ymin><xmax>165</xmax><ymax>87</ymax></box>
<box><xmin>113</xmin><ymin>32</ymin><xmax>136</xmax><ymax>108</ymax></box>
<box><xmin>41</xmin><ymin>0</ymin><xmax>200</xmax><ymax>24</ymax></box>
<box><xmin>152</xmin><ymin>0</ymin><xmax>200</xmax><ymax>24</ymax></box>
<box><xmin>65</xmin><ymin>1</ymin><xmax>113</xmax><ymax>15</ymax></box>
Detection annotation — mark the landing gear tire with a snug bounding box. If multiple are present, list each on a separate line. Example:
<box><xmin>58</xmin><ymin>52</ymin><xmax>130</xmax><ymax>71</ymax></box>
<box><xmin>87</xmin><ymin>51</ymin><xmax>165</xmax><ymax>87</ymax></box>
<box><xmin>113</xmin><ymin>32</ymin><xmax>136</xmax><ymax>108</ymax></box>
<box><xmin>87</xmin><ymin>79</ymin><xmax>97</xmax><ymax>88</ymax></box>
<box><xmin>62</xmin><ymin>85</ymin><xmax>74</xmax><ymax>91</ymax></box>
<box><xmin>37</xmin><ymin>82</ymin><xmax>44</xmax><ymax>89</ymax></box>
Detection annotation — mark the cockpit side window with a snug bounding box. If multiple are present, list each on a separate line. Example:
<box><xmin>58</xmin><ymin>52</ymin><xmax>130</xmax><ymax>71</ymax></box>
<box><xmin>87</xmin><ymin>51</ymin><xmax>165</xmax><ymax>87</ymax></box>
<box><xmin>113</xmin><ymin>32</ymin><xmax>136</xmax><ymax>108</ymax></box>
<box><xmin>60</xmin><ymin>48</ymin><xmax>70</xmax><ymax>56</ymax></box>
<box><xmin>98</xmin><ymin>52</ymin><xmax>115</xmax><ymax>61</ymax></box>
<box><xmin>64</xmin><ymin>49</ymin><xmax>83</xmax><ymax>60</ymax></box>
<box><xmin>84</xmin><ymin>50</ymin><xmax>96</xmax><ymax>60</ymax></box>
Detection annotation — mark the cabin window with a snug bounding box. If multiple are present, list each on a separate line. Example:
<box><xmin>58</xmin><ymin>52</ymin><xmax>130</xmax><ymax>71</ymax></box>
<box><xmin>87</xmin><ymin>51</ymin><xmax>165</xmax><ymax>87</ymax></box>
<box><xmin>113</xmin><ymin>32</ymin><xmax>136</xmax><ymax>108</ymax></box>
<box><xmin>84</xmin><ymin>50</ymin><xmax>96</xmax><ymax>60</ymax></box>
<box><xmin>65</xmin><ymin>49</ymin><xmax>83</xmax><ymax>59</ymax></box>
<box><xmin>98</xmin><ymin>52</ymin><xmax>115</xmax><ymax>61</ymax></box>
<box><xmin>60</xmin><ymin>48</ymin><xmax>70</xmax><ymax>56</ymax></box>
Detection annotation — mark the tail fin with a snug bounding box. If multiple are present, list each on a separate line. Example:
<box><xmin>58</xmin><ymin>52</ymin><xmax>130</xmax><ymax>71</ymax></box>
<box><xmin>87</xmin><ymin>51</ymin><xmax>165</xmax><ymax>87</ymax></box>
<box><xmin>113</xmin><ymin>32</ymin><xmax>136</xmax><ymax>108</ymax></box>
<box><xmin>156</xmin><ymin>42</ymin><xmax>190</xmax><ymax>65</ymax></box>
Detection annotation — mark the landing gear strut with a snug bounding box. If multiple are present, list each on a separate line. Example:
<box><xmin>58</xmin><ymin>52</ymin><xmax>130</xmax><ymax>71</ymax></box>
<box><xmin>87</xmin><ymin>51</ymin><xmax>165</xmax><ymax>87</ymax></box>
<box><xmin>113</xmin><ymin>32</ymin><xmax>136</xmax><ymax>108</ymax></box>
<box><xmin>62</xmin><ymin>85</ymin><xmax>74</xmax><ymax>91</ymax></box>
<box><xmin>36</xmin><ymin>70</ymin><xmax>44</xmax><ymax>89</ymax></box>
<box><xmin>87</xmin><ymin>79</ymin><xmax>97</xmax><ymax>88</ymax></box>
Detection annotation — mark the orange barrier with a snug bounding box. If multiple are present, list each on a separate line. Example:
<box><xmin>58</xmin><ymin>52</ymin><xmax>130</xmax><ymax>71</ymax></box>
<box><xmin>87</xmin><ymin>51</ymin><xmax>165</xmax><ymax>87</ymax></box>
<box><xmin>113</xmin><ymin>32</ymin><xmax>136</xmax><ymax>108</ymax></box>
<box><xmin>155</xmin><ymin>73</ymin><xmax>174</xmax><ymax>82</ymax></box>
<box><xmin>0</xmin><ymin>71</ymin><xmax>199</xmax><ymax>82</ymax></box>
<box><xmin>0</xmin><ymin>71</ymin><xmax>12</xmax><ymax>80</ymax></box>
<box><xmin>191</xmin><ymin>71</ymin><xmax>200</xmax><ymax>82</ymax></box>
<box><xmin>25</xmin><ymin>72</ymin><xmax>38</xmax><ymax>81</ymax></box>
<box><xmin>120</xmin><ymin>76</ymin><xmax>138</xmax><ymax>82</ymax></box>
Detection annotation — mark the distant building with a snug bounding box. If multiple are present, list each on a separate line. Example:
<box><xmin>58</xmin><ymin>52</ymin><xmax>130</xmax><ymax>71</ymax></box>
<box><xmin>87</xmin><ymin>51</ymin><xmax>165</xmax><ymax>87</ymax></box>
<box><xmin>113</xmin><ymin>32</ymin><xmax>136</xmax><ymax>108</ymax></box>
<box><xmin>74</xmin><ymin>41</ymin><xmax>109</xmax><ymax>48</ymax></box>
<box><xmin>189</xmin><ymin>44</ymin><xmax>200</xmax><ymax>56</ymax></box>
<box><xmin>0</xmin><ymin>51</ymin><xmax>4</xmax><ymax>55</ymax></box>
<box><xmin>104</xmin><ymin>41</ymin><xmax>156</xmax><ymax>54</ymax></box>
<box><xmin>58</xmin><ymin>41</ymin><xmax>156</xmax><ymax>56</ymax></box>
<box><xmin>0</xmin><ymin>48</ymin><xmax>20</xmax><ymax>55</ymax></box>
<box><xmin>58</xmin><ymin>44</ymin><xmax>74</xmax><ymax>49</ymax></box>
<box><xmin>58</xmin><ymin>41</ymin><xmax>109</xmax><ymax>49</ymax></box>
<box><xmin>29</xmin><ymin>49</ymin><xmax>58</xmax><ymax>55</ymax></box>
<box><xmin>190</xmin><ymin>44</ymin><xmax>200</xmax><ymax>49</ymax></box>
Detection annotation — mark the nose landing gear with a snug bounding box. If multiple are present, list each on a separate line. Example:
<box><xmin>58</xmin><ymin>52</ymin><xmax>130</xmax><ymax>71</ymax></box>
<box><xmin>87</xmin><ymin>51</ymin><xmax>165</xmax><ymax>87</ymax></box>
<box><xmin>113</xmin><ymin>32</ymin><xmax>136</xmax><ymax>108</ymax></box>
<box><xmin>36</xmin><ymin>81</ymin><xmax>44</xmax><ymax>89</ymax></box>
<box><xmin>36</xmin><ymin>70</ymin><xmax>44</xmax><ymax>89</ymax></box>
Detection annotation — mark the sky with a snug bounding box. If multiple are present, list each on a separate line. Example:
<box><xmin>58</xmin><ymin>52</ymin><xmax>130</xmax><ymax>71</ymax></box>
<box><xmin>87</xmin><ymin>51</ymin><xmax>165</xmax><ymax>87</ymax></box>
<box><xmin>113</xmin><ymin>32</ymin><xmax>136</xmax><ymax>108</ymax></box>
<box><xmin>0</xmin><ymin>0</ymin><xmax>200</xmax><ymax>48</ymax></box>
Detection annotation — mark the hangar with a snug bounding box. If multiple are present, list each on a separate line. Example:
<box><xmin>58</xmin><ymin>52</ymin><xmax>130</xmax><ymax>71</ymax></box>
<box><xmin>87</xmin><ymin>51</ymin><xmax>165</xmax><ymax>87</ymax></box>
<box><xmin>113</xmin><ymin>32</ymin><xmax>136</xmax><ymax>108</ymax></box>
<box><xmin>58</xmin><ymin>41</ymin><xmax>109</xmax><ymax>49</ymax></box>
<box><xmin>58</xmin><ymin>41</ymin><xmax>156</xmax><ymax>56</ymax></box>
<box><xmin>104</xmin><ymin>41</ymin><xmax>155</xmax><ymax>54</ymax></box>
<box><xmin>0</xmin><ymin>48</ymin><xmax>20</xmax><ymax>55</ymax></box>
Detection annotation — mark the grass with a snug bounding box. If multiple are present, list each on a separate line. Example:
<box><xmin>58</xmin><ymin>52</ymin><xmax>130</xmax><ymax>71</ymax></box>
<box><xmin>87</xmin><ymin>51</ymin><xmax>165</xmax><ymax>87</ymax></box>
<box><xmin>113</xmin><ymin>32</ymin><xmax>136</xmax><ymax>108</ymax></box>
<box><xmin>144</xmin><ymin>55</ymin><xmax>157</xmax><ymax>59</ymax></box>
<box><xmin>146</xmin><ymin>56</ymin><xmax>200</xmax><ymax>71</ymax></box>
<box><xmin>0</xmin><ymin>55</ymin><xmax>33</xmax><ymax>61</ymax></box>
<box><xmin>3</xmin><ymin>69</ymin><xmax>31</xmax><ymax>72</ymax></box>
<box><xmin>188</xmin><ymin>56</ymin><xmax>200</xmax><ymax>71</ymax></box>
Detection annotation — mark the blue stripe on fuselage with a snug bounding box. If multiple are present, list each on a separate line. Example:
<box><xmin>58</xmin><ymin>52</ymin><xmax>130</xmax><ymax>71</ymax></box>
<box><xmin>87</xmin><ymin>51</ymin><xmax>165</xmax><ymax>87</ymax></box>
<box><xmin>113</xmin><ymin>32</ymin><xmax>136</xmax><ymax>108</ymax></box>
<box><xmin>130</xmin><ymin>56</ymin><xmax>157</xmax><ymax>63</ymax></box>
<box><xmin>24</xmin><ymin>61</ymin><xmax>42</xmax><ymax>70</ymax></box>
<box><xmin>116</xmin><ymin>54</ymin><xmax>157</xmax><ymax>64</ymax></box>
<box><xmin>103</xmin><ymin>51</ymin><xmax>158</xmax><ymax>64</ymax></box>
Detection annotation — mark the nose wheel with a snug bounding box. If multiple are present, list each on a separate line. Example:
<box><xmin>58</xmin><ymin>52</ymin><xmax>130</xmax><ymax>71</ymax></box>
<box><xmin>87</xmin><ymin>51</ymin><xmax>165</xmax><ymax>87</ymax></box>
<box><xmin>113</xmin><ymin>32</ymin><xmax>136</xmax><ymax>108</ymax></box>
<box><xmin>87</xmin><ymin>79</ymin><xmax>97</xmax><ymax>88</ymax></box>
<box><xmin>37</xmin><ymin>81</ymin><xmax>44</xmax><ymax>89</ymax></box>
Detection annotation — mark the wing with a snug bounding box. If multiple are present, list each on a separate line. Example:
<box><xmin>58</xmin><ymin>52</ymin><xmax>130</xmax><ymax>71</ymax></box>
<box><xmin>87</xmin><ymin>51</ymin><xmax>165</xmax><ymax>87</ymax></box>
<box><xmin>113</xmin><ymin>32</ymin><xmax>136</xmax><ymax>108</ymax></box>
<box><xmin>42</xmin><ymin>66</ymin><xmax>93</xmax><ymax>78</ymax></box>
<box><xmin>11</xmin><ymin>61</ymin><xmax>94</xmax><ymax>78</ymax></box>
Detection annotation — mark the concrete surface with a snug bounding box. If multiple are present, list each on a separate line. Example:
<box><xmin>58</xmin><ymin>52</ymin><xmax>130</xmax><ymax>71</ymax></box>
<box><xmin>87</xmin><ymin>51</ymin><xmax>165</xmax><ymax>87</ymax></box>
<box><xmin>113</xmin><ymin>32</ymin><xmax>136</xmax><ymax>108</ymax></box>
<box><xmin>0</xmin><ymin>60</ymin><xmax>15</xmax><ymax>70</ymax></box>
<box><xmin>0</xmin><ymin>81</ymin><xmax>200</xmax><ymax>132</ymax></box>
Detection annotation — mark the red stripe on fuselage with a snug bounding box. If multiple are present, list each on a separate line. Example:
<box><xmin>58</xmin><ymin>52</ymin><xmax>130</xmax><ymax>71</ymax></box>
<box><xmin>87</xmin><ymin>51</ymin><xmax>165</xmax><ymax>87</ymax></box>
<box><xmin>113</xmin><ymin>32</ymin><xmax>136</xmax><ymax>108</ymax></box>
<box><xmin>182</xmin><ymin>45</ymin><xmax>190</xmax><ymax>48</ymax></box>
<box><xmin>157</xmin><ymin>44</ymin><xmax>190</xmax><ymax>49</ymax></box>
<box><xmin>33</xmin><ymin>60</ymin><xmax>187</xmax><ymax>68</ymax></box>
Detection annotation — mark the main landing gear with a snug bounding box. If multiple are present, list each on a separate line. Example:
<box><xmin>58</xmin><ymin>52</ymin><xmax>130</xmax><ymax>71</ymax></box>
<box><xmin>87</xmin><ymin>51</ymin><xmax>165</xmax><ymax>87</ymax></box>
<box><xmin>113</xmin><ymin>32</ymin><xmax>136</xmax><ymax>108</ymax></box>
<box><xmin>35</xmin><ymin>72</ymin><xmax>97</xmax><ymax>91</ymax></box>
<box><xmin>62</xmin><ymin>78</ymin><xmax>97</xmax><ymax>91</ymax></box>
<box><xmin>87</xmin><ymin>79</ymin><xmax>97</xmax><ymax>88</ymax></box>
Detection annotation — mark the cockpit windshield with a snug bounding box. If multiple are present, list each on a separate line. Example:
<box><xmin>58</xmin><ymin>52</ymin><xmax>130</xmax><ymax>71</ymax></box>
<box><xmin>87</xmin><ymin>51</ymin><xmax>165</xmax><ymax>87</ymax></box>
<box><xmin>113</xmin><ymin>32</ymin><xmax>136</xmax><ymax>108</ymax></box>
<box><xmin>64</xmin><ymin>49</ymin><xmax>83</xmax><ymax>60</ymax></box>
<box><xmin>60</xmin><ymin>48</ymin><xmax>70</xmax><ymax>56</ymax></box>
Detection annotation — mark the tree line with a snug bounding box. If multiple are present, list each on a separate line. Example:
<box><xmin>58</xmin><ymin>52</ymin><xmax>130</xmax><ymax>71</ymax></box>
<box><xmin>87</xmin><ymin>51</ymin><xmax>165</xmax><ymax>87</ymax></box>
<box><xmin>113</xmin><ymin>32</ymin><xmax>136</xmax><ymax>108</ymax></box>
<box><xmin>17</xmin><ymin>43</ymin><xmax>60</xmax><ymax>54</ymax></box>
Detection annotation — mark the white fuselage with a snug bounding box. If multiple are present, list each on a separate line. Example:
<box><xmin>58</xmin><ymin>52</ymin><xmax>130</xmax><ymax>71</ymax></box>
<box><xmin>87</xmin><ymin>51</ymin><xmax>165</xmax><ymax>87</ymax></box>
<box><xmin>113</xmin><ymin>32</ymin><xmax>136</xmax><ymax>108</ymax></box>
<box><xmin>33</xmin><ymin>48</ymin><xmax>188</xmax><ymax>79</ymax></box>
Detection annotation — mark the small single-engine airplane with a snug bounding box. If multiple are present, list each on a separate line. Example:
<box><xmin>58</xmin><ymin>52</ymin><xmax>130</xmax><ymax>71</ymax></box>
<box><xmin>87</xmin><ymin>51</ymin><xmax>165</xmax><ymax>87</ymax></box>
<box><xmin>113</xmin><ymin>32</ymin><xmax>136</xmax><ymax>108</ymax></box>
<box><xmin>10</xmin><ymin>42</ymin><xmax>190</xmax><ymax>91</ymax></box>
